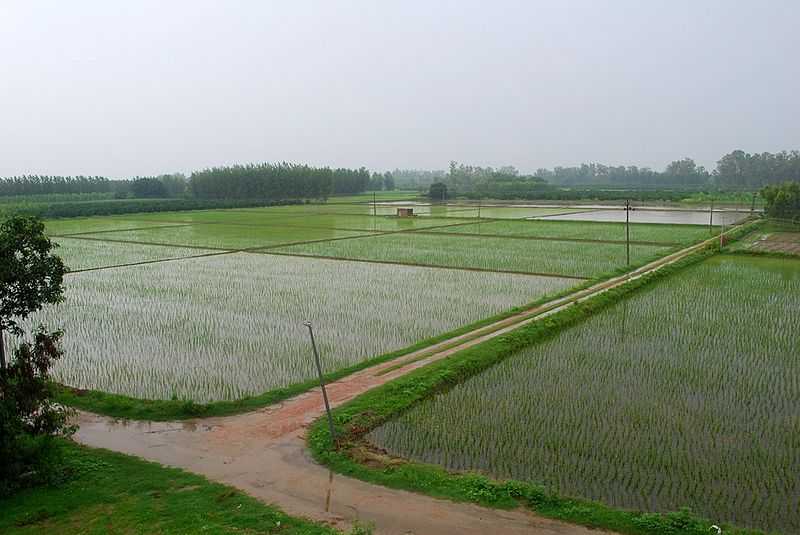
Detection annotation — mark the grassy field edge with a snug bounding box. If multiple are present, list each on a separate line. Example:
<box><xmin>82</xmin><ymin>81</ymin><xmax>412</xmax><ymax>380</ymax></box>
<box><xmin>306</xmin><ymin>246</ymin><xmax>765</xmax><ymax>535</ymax></box>
<box><xmin>0</xmin><ymin>440</ymin><xmax>340</xmax><ymax>534</ymax></box>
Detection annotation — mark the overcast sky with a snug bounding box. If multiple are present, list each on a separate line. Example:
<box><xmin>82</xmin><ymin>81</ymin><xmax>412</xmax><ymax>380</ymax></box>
<box><xmin>1</xmin><ymin>1</ymin><xmax>798</xmax><ymax>178</ymax></box>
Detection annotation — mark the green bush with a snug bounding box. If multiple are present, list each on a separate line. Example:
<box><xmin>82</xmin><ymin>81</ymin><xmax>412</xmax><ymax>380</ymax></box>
<box><xmin>761</xmin><ymin>181</ymin><xmax>800</xmax><ymax>220</ymax></box>
<box><xmin>0</xmin><ymin>328</ymin><xmax>75</xmax><ymax>496</ymax></box>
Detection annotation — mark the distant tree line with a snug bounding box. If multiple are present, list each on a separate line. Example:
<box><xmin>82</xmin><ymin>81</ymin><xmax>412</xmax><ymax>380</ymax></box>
<box><xmin>368</xmin><ymin>171</ymin><xmax>395</xmax><ymax>191</ymax></box>
<box><xmin>537</xmin><ymin>150</ymin><xmax>800</xmax><ymax>189</ymax></box>
<box><xmin>0</xmin><ymin>198</ymin><xmax>302</xmax><ymax>220</ymax></box>
<box><xmin>391</xmin><ymin>169</ymin><xmax>446</xmax><ymax>189</ymax></box>
<box><xmin>1</xmin><ymin>163</ymin><xmax>378</xmax><ymax>203</ymax></box>
<box><xmin>189</xmin><ymin>163</ymin><xmax>370</xmax><ymax>200</ymax></box>
<box><xmin>440</xmin><ymin>162</ymin><xmax>548</xmax><ymax>198</ymax></box>
<box><xmin>715</xmin><ymin>150</ymin><xmax>800</xmax><ymax>188</ymax></box>
<box><xmin>0</xmin><ymin>176</ymin><xmax>112</xmax><ymax>196</ymax></box>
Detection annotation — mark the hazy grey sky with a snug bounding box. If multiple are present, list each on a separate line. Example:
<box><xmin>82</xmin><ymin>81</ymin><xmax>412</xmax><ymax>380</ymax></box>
<box><xmin>1</xmin><ymin>1</ymin><xmax>798</xmax><ymax>178</ymax></box>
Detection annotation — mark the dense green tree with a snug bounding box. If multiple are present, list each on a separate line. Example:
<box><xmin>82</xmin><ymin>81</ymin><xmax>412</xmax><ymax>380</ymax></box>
<box><xmin>189</xmin><ymin>162</ymin><xmax>369</xmax><ymax>200</ymax></box>
<box><xmin>390</xmin><ymin>169</ymin><xmax>446</xmax><ymax>189</ymax></box>
<box><xmin>0</xmin><ymin>327</ymin><xmax>74</xmax><ymax>495</ymax></box>
<box><xmin>0</xmin><ymin>176</ymin><xmax>111</xmax><ymax>196</ymax></box>
<box><xmin>156</xmin><ymin>173</ymin><xmax>188</xmax><ymax>197</ymax></box>
<box><xmin>368</xmin><ymin>172</ymin><xmax>383</xmax><ymax>191</ymax></box>
<box><xmin>429</xmin><ymin>182</ymin><xmax>448</xmax><ymax>201</ymax></box>
<box><xmin>130</xmin><ymin>177</ymin><xmax>168</xmax><ymax>198</ymax></box>
<box><xmin>663</xmin><ymin>158</ymin><xmax>709</xmax><ymax>186</ymax></box>
<box><xmin>761</xmin><ymin>181</ymin><xmax>800</xmax><ymax>220</ymax></box>
<box><xmin>714</xmin><ymin>150</ymin><xmax>800</xmax><ymax>188</ymax></box>
<box><xmin>383</xmin><ymin>172</ymin><xmax>395</xmax><ymax>191</ymax></box>
<box><xmin>0</xmin><ymin>217</ymin><xmax>66</xmax><ymax>369</ymax></box>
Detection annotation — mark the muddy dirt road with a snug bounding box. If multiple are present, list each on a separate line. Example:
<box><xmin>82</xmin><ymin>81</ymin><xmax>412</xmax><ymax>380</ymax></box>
<box><xmin>75</xmin><ymin>350</ymin><xmax>606</xmax><ymax>534</ymax></box>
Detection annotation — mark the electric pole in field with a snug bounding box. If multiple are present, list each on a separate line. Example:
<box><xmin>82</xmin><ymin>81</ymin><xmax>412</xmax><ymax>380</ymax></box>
<box><xmin>709</xmin><ymin>198</ymin><xmax>714</xmax><ymax>234</ymax></box>
<box><xmin>624</xmin><ymin>199</ymin><xmax>634</xmax><ymax>266</ymax></box>
<box><xmin>303</xmin><ymin>321</ymin><xmax>336</xmax><ymax>443</ymax></box>
<box><xmin>477</xmin><ymin>198</ymin><xmax>482</xmax><ymax>234</ymax></box>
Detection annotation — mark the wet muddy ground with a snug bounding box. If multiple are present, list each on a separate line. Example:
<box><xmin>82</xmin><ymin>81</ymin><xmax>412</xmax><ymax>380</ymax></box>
<box><xmin>748</xmin><ymin>231</ymin><xmax>800</xmax><ymax>255</ymax></box>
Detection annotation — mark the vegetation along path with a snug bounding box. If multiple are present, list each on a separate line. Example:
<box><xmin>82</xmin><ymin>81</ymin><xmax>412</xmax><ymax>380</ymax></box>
<box><xmin>71</xmin><ymin>224</ymin><xmax>751</xmax><ymax>534</ymax></box>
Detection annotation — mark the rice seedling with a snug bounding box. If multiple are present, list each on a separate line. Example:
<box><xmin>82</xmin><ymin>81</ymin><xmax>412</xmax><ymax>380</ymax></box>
<box><xmin>74</xmin><ymin>224</ymin><xmax>377</xmax><ymax>250</ymax></box>
<box><xmin>44</xmin><ymin>216</ymin><xmax>188</xmax><ymax>236</ymax></box>
<box><xmin>432</xmin><ymin>219</ymin><xmax>715</xmax><ymax>245</ymax></box>
<box><xmin>367</xmin><ymin>255</ymin><xmax>800</xmax><ymax>533</ymax></box>
<box><xmin>22</xmin><ymin>253</ymin><xmax>573</xmax><ymax>402</ymax></box>
<box><xmin>452</xmin><ymin>206</ymin><xmax>589</xmax><ymax>219</ymax></box>
<box><xmin>271</xmin><ymin>233</ymin><xmax>675</xmax><ymax>278</ymax></box>
<box><xmin>537</xmin><ymin>208</ymin><xmax>747</xmax><ymax>226</ymax></box>
<box><xmin>53</xmin><ymin>237</ymin><xmax>214</xmax><ymax>271</ymax></box>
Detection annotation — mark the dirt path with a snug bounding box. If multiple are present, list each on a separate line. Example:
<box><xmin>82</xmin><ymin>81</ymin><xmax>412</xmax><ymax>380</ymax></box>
<box><xmin>72</xmin><ymin>224</ymin><xmax>753</xmax><ymax>534</ymax></box>
<box><xmin>75</xmin><ymin>354</ymin><xmax>603</xmax><ymax>534</ymax></box>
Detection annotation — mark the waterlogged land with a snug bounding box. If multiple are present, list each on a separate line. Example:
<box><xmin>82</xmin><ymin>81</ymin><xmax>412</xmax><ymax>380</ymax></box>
<box><xmin>368</xmin><ymin>255</ymin><xmax>800</xmax><ymax>533</ymax></box>
<box><xmin>431</xmin><ymin>218</ymin><xmax>714</xmax><ymax>245</ymax></box>
<box><xmin>30</xmin><ymin>252</ymin><xmax>572</xmax><ymax>401</ymax></box>
<box><xmin>72</xmin><ymin>224</ymin><xmax>378</xmax><ymax>250</ymax></box>
<box><xmin>272</xmin><ymin>232</ymin><xmax>674</xmax><ymax>278</ymax></box>
<box><xmin>34</xmin><ymin>202</ymin><xmax>724</xmax><ymax>405</ymax></box>
<box><xmin>53</xmin><ymin>237</ymin><xmax>215</xmax><ymax>271</ymax></box>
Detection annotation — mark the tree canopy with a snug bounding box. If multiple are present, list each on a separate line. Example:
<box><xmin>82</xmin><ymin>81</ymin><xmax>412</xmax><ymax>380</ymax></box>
<box><xmin>761</xmin><ymin>181</ymin><xmax>800</xmax><ymax>221</ymax></box>
<box><xmin>189</xmin><ymin>163</ymin><xmax>370</xmax><ymax>200</ymax></box>
<box><xmin>0</xmin><ymin>217</ymin><xmax>66</xmax><ymax>368</ymax></box>
<box><xmin>0</xmin><ymin>176</ymin><xmax>111</xmax><ymax>196</ymax></box>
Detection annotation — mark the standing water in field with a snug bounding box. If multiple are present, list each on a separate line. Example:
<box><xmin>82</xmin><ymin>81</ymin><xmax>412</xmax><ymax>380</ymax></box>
<box><xmin>23</xmin><ymin>251</ymin><xmax>573</xmax><ymax>402</ymax></box>
<box><xmin>368</xmin><ymin>255</ymin><xmax>800</xmax><ymax>533</ymax></box>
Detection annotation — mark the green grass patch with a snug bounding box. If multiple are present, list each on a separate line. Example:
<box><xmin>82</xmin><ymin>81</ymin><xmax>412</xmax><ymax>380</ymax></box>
<box><xmin>0</xmin><ymin>440</ymin><xmax>339</xmax><ymax>534</ymax></box>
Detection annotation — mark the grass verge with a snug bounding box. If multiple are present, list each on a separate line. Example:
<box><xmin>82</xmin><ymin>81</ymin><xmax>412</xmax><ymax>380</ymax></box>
<box><xmin>307</xmin><ymin>245</ymin><xmax>764</xmax><ymax>535</ymax></box>
<box><xmin>0</xmin><ymin>440</ymin><xmax>340</xmax><ymax>535</ymax></box>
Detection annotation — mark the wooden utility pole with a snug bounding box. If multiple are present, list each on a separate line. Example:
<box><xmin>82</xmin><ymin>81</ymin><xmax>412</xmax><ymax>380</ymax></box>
<box><xmin>303</xmin><ymin>322</ymin><xmax>336</xmax><ymax>443</ymax></box>
<box><xmin>624</xmin><ymin>199</ymin><xmax>633</xmax><ymax>266</ymax></box>
<box><xmin>709</xmin><ymin>199</ymin><xmax>714</xmax><ymax>234</ymax></box>
<box><xmin>0</xmin><ymin>326</ymin><xmax>5</xmax><ymax>369</ymax></box>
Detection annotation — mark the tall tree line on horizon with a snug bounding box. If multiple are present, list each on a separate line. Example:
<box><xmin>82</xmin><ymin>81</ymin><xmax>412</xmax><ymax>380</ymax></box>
<box><xmin>0</xmin><ymin>176</ymin><xmax>112</xmax><ymax>196</ymax></box>
<box><xmin>536</xmin><ymin>150</ymin><xmax>800</xmax><ymax>188</ymax></box>
<box><xmin>189</xmin><ymin>163</ymin><xmax>370</xmax><ymax>200</ymax></box>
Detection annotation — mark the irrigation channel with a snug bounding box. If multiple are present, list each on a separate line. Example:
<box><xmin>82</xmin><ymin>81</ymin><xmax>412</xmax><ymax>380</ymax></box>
<box><xmin>72</xmin><ymin>223</ymin><xmax>752</xmax><ymax>535</ymax></box>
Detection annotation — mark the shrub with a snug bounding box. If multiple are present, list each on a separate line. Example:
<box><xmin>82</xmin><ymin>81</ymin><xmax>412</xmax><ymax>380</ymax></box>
<box><xmin>0</xmin><ymin>328</ymin><xmax>75</xmax><ymax>495</ymax></box>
